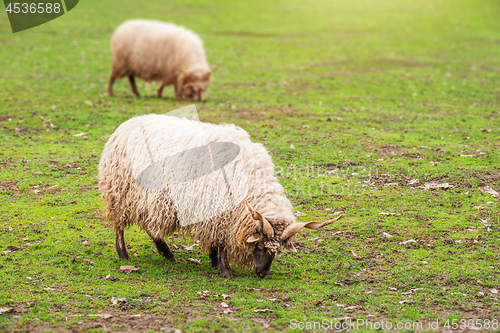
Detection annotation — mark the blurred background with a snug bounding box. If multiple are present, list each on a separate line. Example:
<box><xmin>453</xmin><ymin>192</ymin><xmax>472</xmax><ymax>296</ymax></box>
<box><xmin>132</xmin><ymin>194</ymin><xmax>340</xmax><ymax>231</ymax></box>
<box><xmin>1</xmin><ymin>0</ymin><xmax>499</xmax><ymax>107</ymax></box>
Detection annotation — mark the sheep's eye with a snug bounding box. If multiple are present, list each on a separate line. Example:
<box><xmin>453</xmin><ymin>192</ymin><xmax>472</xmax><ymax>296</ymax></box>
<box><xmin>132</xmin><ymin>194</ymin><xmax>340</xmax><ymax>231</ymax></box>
<box><xmin>257</xmin><ymin>243</ymin><xmax>265</xmax><ymax>250</ymax></box>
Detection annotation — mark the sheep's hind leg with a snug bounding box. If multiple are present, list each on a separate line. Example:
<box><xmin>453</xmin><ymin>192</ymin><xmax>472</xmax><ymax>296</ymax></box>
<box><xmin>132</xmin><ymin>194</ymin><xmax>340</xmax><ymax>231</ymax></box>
<box><xmin>107</xmin><ymin>74</ymin><xmax>116</xmax><ymax>96</ymax></box>
<box><xmin>157</xmin><ymin>84</ymin><xmax>165</xmax><ymax>98</ymax></box>
<box><xmin>128</xmin><ymin>75</ymin><xmax>140</xmax><ymax>97</ymax></box>
<box><xmin>153</xmin><ymin>239</ymin><xmax>176</xmax><ymax>262</ymax></box>
<box><xmin>147</xmin><ymin>232</ymin><xmax>176</xmax><ymax>262</ymax></box>
<box><xmin>115</xmin><ymin>229</ymin><xmax>129</xmax><ymax>260</ymax></box>
<box><xmin>213</xmin><ymin>246</ymin><xmax>233</xmax><ymax>278</ymax></box>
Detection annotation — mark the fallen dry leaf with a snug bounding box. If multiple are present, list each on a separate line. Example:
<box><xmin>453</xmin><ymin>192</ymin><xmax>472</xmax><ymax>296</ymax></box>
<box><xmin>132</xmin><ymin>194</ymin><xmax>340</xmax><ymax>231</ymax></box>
<box><xmin>187</xmin><ymin>258</ymin><xmax>202</xmax><ymax>265</ymax></box>
<box><xmin>73</xmin><ymin>132</ymin><xmax>87</xmax><ymax>137</ymax></box>
<box><xmin>345</xmin><ymin>306</ymin><xmax>360</xmax><ymax>311</ymax></box>
<box><xmin>110</xmin><ymin>297</ymin><xmax>127</xmax><ymax>305</ymax></box>
<box><xmin>382</xmin><ymin>232</ymin><xmax>393</xmax><ymax>238</ymax></box>
<box><xmin>0</xmin><ymin>306</ymin><xmax>13</xmax><ymax>314</ymax></box>
<box><xmin>83</xmin><ymin>259</ymin><xmax>93</xmax><ymax>264</ymax></box>
<box><xmin>314</xmin><ymin>300</ymin><xmax>323</xmax><ymax>306</ymax></box>
<box><xmin>254</xmin><ymin>308</ymin><xmax>274</xmax><ymax>313</ymax></box>
<box><xmin>399</xmin><ymin>239</ymin><xmax>417</xmax><ymax>245</ymax></box>
<box><xmin>379</xmin><ymin>212</ymin><xmax>399</xmax><ymax>216</ymax></box>
<box><xmin>480</xmin><ymin>186</ymin><xmax>499</xmax><ymax>198</ymax></box>
<box><xmin>220</xmin><ymin>302</ymin><xmax>229</xmax><ymax>308</ymax></box>
<box><xmin>182</xmin><ymin>243</ymin><xmax>198</xmax><ymax>251</ymax></box>
<box><xmin>423</xmin><ymin>182</ymin><xmax>454</xmax><ymax>190</ymax></box>
<box><xmin>119</xmin><ymin>265</ymin><xmax>140</xmax><ymax>274</ymax></box>
<box><xmin>399</xmin><ymin>299</ymin><xmax>411</xmax><ymax>304</ymax></box>
<box><xmin>196</xmin><ymin>290</ymin><xmax>211</xmax><ymax>297</ymax></box>
<box><xmin>104</xmin><ymin>274</ymin><xmax>119</xmax><ymax>281</ymax></box>
<box><xmin>83</xmin><ymin>241</ymin><xmax>92</xmax><ymax>247</ymax></box>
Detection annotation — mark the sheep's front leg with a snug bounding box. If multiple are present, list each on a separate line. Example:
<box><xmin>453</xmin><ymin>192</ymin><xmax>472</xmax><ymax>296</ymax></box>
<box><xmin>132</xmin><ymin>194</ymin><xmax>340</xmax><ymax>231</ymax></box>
<box><xmin>210</xmin><ymin>246</ymin><xmax>233</xmax><ymax>278</ymax></box>
<box><xmin>209</xmin><ymin>246</ymin><xmax>219</xmax><ymax>268</ymax></box>
<box><xmin>115</xmin><ymin>229</ymin><xmax>129</xmax><ymax>260</ymax></box>
<box><xmin>128</xmin><ymin>75</ymin><xmax>140</xmax><ymax>97</ymax></box>
<box><xmin>157</xmin><ymin>84</ymin><xmax>165</xmax><ymax>98</ymax></box>
<box><xmin>153</xmin><ymin>239</ymin><xmax>176</xmax><ymax>262</ymax></box>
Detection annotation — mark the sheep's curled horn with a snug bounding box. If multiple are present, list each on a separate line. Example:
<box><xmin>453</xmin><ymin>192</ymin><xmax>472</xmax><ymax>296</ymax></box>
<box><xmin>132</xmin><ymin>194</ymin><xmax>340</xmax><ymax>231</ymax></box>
<box><xmin>244</xmin><ymin>200</ymin><xmax>274</xmax><ymax>238</ymax></box>
<box><xmin>244</xmin><ymin>199</ymin><xmax>346</xmax><ymax>241</ymax></box>
<box><xmin>280</xmin><ymin>214</ymin><xmax>346</xmax><ymax>240</ymax></box>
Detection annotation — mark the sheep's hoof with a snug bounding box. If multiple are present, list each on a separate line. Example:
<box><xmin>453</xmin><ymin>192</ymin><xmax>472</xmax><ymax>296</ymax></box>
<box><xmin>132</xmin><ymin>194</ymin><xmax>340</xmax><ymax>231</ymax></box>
<box><xmin>220</xmin><ymin>270</ymin><xmax>233</xmax><ymax>278</ymax></box>
<box><xmin>165</xmin><ymin>255</ymin><xmax>176</xmax><ymax>263</ymax></box>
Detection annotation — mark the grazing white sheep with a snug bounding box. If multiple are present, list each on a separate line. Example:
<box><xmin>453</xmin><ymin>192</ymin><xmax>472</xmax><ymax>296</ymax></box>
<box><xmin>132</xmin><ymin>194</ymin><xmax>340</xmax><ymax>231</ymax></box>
<box><xmin>107</xmin><ymin>20</ymin><xmax>217</xmax><ymax>101</ymax></box>
<box><xmin>98</xmin><ymin>115</ymin><xmax>344</xmax><ymax>278</ymax></box>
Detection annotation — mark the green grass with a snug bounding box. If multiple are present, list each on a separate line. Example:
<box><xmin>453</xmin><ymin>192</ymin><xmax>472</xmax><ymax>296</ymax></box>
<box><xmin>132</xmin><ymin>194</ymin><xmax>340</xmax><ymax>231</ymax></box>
<box><xmin>1</xmin><ymin>0</ymin><xmax>500</xmax><ymax>331</ymax></box>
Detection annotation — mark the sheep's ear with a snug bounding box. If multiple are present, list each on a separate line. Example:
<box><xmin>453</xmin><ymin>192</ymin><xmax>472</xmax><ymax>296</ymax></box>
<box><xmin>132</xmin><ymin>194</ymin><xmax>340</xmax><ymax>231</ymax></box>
<box><xmin>285</xmin><ymin>241</ymin><xmax>297</xmax><ymax>253</ymax></box>
<box><xmin>246</xmin><ymin>234</ymin><xmax>263</xmax><ymax>243</ymax></box>
<box><xmin>176</xmin><ymin>73</ymin><xmax>186</xmax><ymax>87</ymax></box>
<box><xmin>202</xmin><ymin>71</ymin><xmax>212</xmax><ymax>82</ymax></box>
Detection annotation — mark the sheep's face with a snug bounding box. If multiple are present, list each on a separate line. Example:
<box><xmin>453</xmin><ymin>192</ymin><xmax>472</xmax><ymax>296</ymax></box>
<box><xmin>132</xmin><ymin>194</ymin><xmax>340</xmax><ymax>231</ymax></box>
<box><xmin>244</xmin><ymin>200</ymin><xmax>345</xmax><ymax>278</ymax></box>
<box><xmin>176</xmin><ymin>71</ymin><xmax>212</xmax><ymax>101</ymax></box>
<box><xmin>250</xmin><ymin>237</ymin><xmax>277</xmax><ymax>278</ymax></box>
<box><xmin>245</xmin><ymin>207</ymin><xmax>297</xmax><ymax>278</ymax></box>
<box><xmin>248</xmin><ymin>234</ymin><xmax>296</xmax><ymax>278</ymax></box>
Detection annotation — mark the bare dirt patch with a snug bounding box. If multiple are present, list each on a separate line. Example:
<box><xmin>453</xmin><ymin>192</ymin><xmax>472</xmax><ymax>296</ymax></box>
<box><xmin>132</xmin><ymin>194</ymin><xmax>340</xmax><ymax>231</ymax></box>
<box><xmin>0</xmin><ymin>180</ymin><xmax>19</xmax><ymax>191</ymax></box>
<box><xmin>375</xmin><ymin>145</ymin><xmax>423</xmax><ymax>160</ymax></box>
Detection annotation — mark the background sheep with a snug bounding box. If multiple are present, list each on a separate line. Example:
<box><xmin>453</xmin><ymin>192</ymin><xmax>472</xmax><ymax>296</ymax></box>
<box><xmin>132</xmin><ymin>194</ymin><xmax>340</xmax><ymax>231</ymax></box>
<box><xmin>107</xmin><ymin>20</ymin><xmax>217</xmax><ymax>101</ymax></box>
<box><xmin>98</xmin><ymin>115</ymin><xmax>344</xmax><ymax>278</ymax></box>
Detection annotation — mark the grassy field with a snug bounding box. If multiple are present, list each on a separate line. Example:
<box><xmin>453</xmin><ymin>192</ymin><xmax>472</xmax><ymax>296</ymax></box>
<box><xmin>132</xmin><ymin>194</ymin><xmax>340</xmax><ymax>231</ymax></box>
<box><xmin>1</xmin><ymin>0</ymin><xmax>500</xmax><ymax>332</ymax></box>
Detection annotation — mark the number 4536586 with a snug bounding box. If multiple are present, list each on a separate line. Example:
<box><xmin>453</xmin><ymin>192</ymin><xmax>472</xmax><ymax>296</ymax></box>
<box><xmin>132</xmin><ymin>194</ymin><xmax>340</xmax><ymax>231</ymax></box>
<box><xmin>444</xmin><ymin>319</ymin><xmax>498</xmax><ymax>330</ymax></box>
<box><xmin>6</xmin><ymin>2</ymin><xmax>61</xmax><ymax>14</ymax></box>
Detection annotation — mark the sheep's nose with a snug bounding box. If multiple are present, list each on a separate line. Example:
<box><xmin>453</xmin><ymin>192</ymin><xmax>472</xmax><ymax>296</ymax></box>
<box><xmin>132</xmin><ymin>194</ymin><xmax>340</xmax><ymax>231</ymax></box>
<box><xmin>256</xmin><ymin>270</ymin><xmax>269</xmax><ymax>278</ymax></box>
